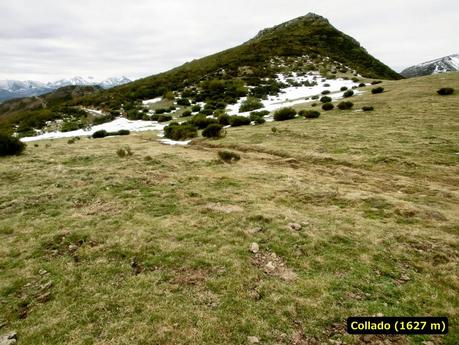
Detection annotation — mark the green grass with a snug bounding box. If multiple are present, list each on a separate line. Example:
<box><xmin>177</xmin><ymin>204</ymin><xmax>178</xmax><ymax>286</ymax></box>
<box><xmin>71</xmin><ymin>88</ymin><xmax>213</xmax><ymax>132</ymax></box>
<box><xmin>0</xmin><ymin>73</ymin><xmax>458</xmax><ymax>344</ymax></box>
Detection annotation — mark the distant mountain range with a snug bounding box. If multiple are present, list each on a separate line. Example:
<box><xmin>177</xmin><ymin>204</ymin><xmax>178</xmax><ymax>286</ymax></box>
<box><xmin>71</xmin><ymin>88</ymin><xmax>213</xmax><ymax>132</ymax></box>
<box><xmin>0</xmin><ymin>76</ymin><xmax>131</xmax><ymax>102</ymax></box>
<box><xmin>401</xmin><ymin>54</ymin><xmax>459</xmax><ymax>78</ymax></box>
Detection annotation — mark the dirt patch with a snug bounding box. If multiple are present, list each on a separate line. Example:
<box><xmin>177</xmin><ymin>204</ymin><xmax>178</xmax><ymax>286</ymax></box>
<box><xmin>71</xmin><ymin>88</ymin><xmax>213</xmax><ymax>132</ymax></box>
<box><xmin>252</xmin><ymin>251</ymin><xmax>297</xmax><ymax>281</ymax></box>
<box><xmin>205</xmin><ymin>203</ymin><xmax>244</xmax><ymax>214</ymax></box>
<box><xmin>172</xmin><ymin>268</ymin><xmax>208</xmax><ymax>286</ymax></box>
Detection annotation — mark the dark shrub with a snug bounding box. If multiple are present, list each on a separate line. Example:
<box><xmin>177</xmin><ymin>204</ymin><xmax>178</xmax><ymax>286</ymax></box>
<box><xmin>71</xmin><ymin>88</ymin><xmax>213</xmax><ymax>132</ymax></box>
<box><xmin>190</xmin><ymin>114</ymin><xmax>218</xmax><ymax>129</ymax></box>
<box><xmin>323</xmin><ymin>83</ymin><xmax>330</xmax><ymax>87</ymax></box>
<box><xmin>343</xmin><ymin>90</ymin><xmax>354</xmax><ymax>98</ymax></box>
<box><xmin>164</xmin><ymin>122</ymin><xmax>198</xmax><ymax>140</ymax></box>
<box><xmin>358</xmin><ymin>83</ymin><xmax>366</xmax><ymax>87</ymax></box>
<box><xmin>340</xmin><ymin>86</ymin><xmax>348</xmax><ymax>91</ymax></box>
<box><xmin>200</xmin><ymin>108</ymin><xmax>214</xmax><ymax>116</ymax></box>
<box><xmin>218</xmin><ymin>150</ymin><xmax>240</xmax><ymax>163</ymax></box>
<box><xmin>320</xmin><ymin>96</ymin><xmax>332</xmax><ymax>103</ymax></box>
<box><xmin>229</xmin><ymin>116</ymin><xmax>251</xmax><ymax>127</ymax></box>
<box><xmin>177</xmin><ymin>98</ymin><xmax>191</xmax><ymax>106</ymax></box>
<box><xmin>371</xmin><ymin>87</ymin><xmax>384</xmax><ymax>94</ymax></box>
<box><xmin>337</xmin><ymin>101</ymin><xmax>354</xmax><ymax>110</ymax></box>
<box><xmin>250</xmin><ymin>110</ymin><xmax>270</xmax><ymax>117</ymax></box>
<box><xmin>322</xmin><ymin>103</ymin><xmax>334</xmax><ymax>111</ymax></box>
<box><xmin>273</xmin><ymin>107</ymin><xmax>297</xmax><ymax>121</ymax></box>
<box><xmin>116</xmin><ymin>146</ymin><xmax>133</xmax><ymax>158</ymax></box>
<box><xmin>155</xmin><ymin>108</ymin><xmax>167</xmax><ymax>115</ymax></box>
<box><xmin>151</xmin><ymin>114</ymin><xmax>172</xmax><ymax>122</ymax></box>
<box><xmin>311</xmin><ymin>103</ymin><xmax>318</xmax><ymax>107</ymax></box>
<box><xmin>362</xmin><ymin>106</ymin><xmax>374</xmax><ymax>111</ymax></box>
<box><xmin>371</xmin><ymin>81</ymin><xmax>382</xmax><ymax>85</ymax></box>
<box><xmin>437</xmin><ymin>87</ymin><xmax>454</xmax><ymax>96</ymax></box>
<box><xmin>202</xmin><ymin>124</ymin><xmax>224</xmax><ymax>138</ymax></box>
<box><xmin>117</xmin><ymin>130</ymin><xmax>130</xmax><ymax>136</ymax></box>
<box><xmin>218</xmin><ymin>114</ymin><xmax>231</xmax><ymax>126</ymax></box>
<box><xmin>239</xmin><ymin>97</ymin><xmax>264</xmax><ymax>113</ymax></box>
<box><xmin>321</xmin><ymin>90</ymin><xmax>331</xmax><ymax>95</ymax></box>
<box><xmin>191</xmin><ymin>105</ymin><xmax>201</xmax><ymax>112</ymax></box>
<box><xmin>311</xmin><ymin>95</ymin><xmax>319</xmax><ymax>100</ymax></box>
<box><xmin>0</xmin><ymin>133</ymin><xmax>25</xmax><ymax>156</ymax></box>
<box><xmin>181</xmin><ymin>110</ymin><xmax>192</xmax><ymax>117</ymax></box>
<box><xmin>299</xmin><ymin>110</ymin><xmax>321</xmax><ymax>119</ymax></box>
<box><xmin>352</xmin><ymin>77</ymin><xmax>360</xmax><ymax>83</ymax></box>
<box><xmin>92</xmin><ymin>130</ymin><xmax>108</xmax><ymax>138</ymax></box>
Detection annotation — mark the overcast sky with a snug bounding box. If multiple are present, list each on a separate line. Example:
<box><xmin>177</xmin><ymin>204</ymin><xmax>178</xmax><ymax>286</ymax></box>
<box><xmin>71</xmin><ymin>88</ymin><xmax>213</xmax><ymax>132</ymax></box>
<box><xmin>0</xmin><ymin>0</ymin><xmax>457</xmax><ymax>82</ymax></box>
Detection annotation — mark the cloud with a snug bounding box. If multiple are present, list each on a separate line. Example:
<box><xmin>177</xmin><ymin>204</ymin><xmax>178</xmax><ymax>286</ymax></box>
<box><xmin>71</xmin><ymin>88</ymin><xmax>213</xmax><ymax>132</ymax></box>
<box><xmin>0</xmin><ymin>0</ymin><xmax>457</xmax><ymax>81</ymax></box>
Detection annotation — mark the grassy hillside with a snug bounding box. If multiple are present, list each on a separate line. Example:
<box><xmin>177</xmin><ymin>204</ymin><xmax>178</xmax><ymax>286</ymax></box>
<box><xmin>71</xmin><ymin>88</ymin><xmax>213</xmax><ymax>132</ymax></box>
<box><xmin>0</xmin><ymin>73</ymin><xmax>457</xmax><ymax>344</ymax></box>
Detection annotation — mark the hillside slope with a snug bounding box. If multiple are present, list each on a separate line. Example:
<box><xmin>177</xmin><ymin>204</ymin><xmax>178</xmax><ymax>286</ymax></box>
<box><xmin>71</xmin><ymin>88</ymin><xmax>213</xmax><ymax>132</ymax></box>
<box><xmin>401</xmin><ymin>54</ymin><xmax>459</xmax><ymax>78</ymax></box>
<box><xmin>0</xmin><ymin>73</ymin><xmax>457</xmax><ymax>344</ymax></box>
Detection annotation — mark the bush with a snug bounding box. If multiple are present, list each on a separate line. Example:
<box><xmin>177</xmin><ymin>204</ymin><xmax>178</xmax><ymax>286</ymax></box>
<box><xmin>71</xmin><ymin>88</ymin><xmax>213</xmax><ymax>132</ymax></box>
<box><xmin>191</xmin><ymin>105</ymin><xmax>201</xmax><ymax>112</ymax></box>
<box><xmin>343</xmin><ymin>90</ymin><xmax>354</xmax><ymax>98</ymax></box>
<box><xmin>320</xmin><ymin>96</ymin><xmax>332</xmax><ymax>103</ymax></box>
<box><xmin>250</xmin><ymin>110</ymin><xmax>270</xmax><ymax>117</ymax></box>
<box><xmin>191</xmin><ymin>114</ymin><xmax>218</xmax><ymax>129</ymax></box>
<box><xmin>177</xmin><ymin>98</ymin><xmax>191</xmax><ymax>106</ymax></box>
<box><xmin>0</xmin><ymin>133</ymin><xmax>25</xmax><ymax>156</ymax></box>
<box><xmin>321</xmin><ymin>90</ymin><xmax>331</xmax><ymax>95</ymax></box>
<box><xmin>371</xmin><ymin>81</ymin><xmax>382</xmax><ymax>85</ymax></box>
<box><xmin>311</xmin><ymin>95</ymin><xmax>319</xmax><ymax>100</ymax></box>
<box><xmin>322</xmin><ymin>103</ymin><xmax>334</xmax><ymax>111</ymax></box>
<box><xmin>358</xmin><ymin>83</ymin><xmax>366</xmax><ymax>87</ymax></box>
<box><xmin>116</xmin><ymin>146</ymin><xmax>133</xmax><ymax>158</ymax></box>
<box><xmin>249</xmin><ymin>111</ymin><xmax>269</xmax><ymax>124</ymax></box>
<box><xmin>218</xmin><ymin>150</ymin><xmax>240</xmax><ymax>163</ymax></box>
<box><xmin>181</xmin><ymin>110</ymin><xmax>192</xmax><ymax>117</ymax></box>
<box><xmin>229</xmin><ymin>116</ymin><xmax>251</xmax><ymax>127</ymax></box>
<box><xmin>340</xmin><ymin>86</ymin><xmax>348</xmax><ymax>91</ymax></box>
<box><xmin>155</xmin><ymin>108</ymin><xmax>168</xmax><ymax>115</ymax></box>
<box><xmin>117</xmin><ymin>130</ymin><xmax>130</xmax><ymax>136</ymax></box>
<box><xmin>164</xmin><ymin>122</ymin><xmax>198</xmax><ymax>140</ymax></box>
<box><xmin>437</xmin><ymin>87</ymin><xmax>454</xmax><ymax>96</ymax></box>
<box><xmin>202</xmin><ymin>124</ymin><xmax>224</xmax><ymax>138</ymax></box>
<box><xmin>371</xmin><ymin>87</ymin><xmax>384</xmax><ymax>94</ymax></box>
<box><xmin>239</xmin><ymin>97</ymin><xmax>264</xmax><ymax>113</ymax></box>
<box><xmin>92</xmin><ymin>130</ymin><xmax>108</xmax><ymax>138</ymax></box>
<box><xmin>362</xmin><ymin>106</ymin><xmax>374</xmax><ymax>112</ymax></box>
<box><xmin>337</xmin><ymin>101</ymin><xmax>354</xmax><ymax>110</ymax></box>
<box><xmin>299</xmin><ymin>110</ymin><xmax>321</xmax><ymax>119</ymax></box>
<box><xmin>273</xmin><ymin>107</ymin><xmax>297</xmax><ymax>121</ymax></box>
<box><xmin>218</xmin><ymin>114</ymin><xmax>231</xmax><ymax>126</ymax></box>
<box><xmin>151</xmin><ymin>114</ymin><xmax>172</xmax><ymax>122</ymax></box>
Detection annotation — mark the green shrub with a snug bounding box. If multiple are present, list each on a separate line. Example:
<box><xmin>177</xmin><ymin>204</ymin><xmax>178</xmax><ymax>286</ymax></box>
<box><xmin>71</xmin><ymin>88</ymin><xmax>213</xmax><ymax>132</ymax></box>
<box><xmin>250</xmin><ymin>110</ymin><xmax>270</xmax><ymax>117</ymax></box>
<box><xmin>202</xmin><ymin>124</ymin><xmax>224</xmax><ymax>138</ymax></box>
<box><xmin>311</xmin><ymin>95</ymin><xmax>319</xmax><ymax>100</ymax></box>
<box><xmin>229</xmin><ymin>116</ymin><xmax>251</xmax><ymax>127</ymax></box>
<box><xmin>371</xmin><ymin>87</ymin><xmax>384</xmax><ymax>94</ymax></box>
<box><xmin>181</xmin><ymin>110</ymin><xmax>192</xmax><ymax>117</ymax></box>
<box><xmin>164</xmin><ymin>122</ymin><xmax>198</xmax><ymax>140</ymax></box>
<box><xmin>151</xmin><ymin>114</ymin><xmax>172</xmax><ymax>122</ymax></box>
<box><xmin>218</xmin><ymin>150</ymin><xmax>240</xmax><ymax>163</ymax></box>
<box><xmin>0</xmin><ymin>133</ymin><xmax>26</xmax><ymax>156</ymax></box>
<box><xmin>343</xmin><ymin>90</ymin><xmax>354</xmax><ymax>98</ymax></box>
<box><xmin>177</xmin><ymin>98</ymin><xmax>191</xmax><ymax>106</ymax></box>
<box><xmin>371</xmin><ymin>81</ymin><xmax>382</xmax><ymax>85</ymax></box>
<box><xmin>358</xmin><ymin>83</ymin><xmax>366</xmax><ymax>87</ymax></box>
<box><xmin>340</xmin><ymin>86</ymin><xmax>348</xmax><ymax>91</ymax></box>
<box><xmin>322</xmin><ymin>103</ymin><xmax>334</xmax><ymax>111</ymax></box>
<box><xmin>437</xmin><ymin>88</ymin><xmax>454</xmax><ymax>96</ymax></box>
<box><xmin>155</xmin><ymin>108</ymin><xmax>168</xmax><ymax>115</ymax></box>
<box><xmin>92</xmin><ymin>130</ymin><xmax>108</xmax><ymax>138</ymax></box>
<box><xmin>362</xmin><ymin>106</ymin><xmax>374</xmax><ymax>111</ymax></box>
<box><xmin>191</xmin><ymin>105</ymin><xmax>201</xmax><ymax>112</ymax></box>
<box><xmin>239</xmin><ymin>97</ymin><xmax>264</xmax><ymax>113</ymax></box>
<box><xmin>191</xmin><ymin>114</ymin><xmax>218</xmax><ymax>129</ymax></box>
<box><xmin>320</xmin><ymin>96</ymin><xmax>332</xmax><ymax>103</ymax></box>
<box><xmin>352</xmin><ymin>77</ymin><xmax>360</xmax><ymax>82</ymax></box>
<box><xmin>321</xmin><ymin>90</ymin><xmax>331</xmax><ymax>95</ymax></box>
<box><xmin>116</xmin><ymin>146</ymin><xmax>133</xmax><ymax>158</ymax></box>
<box><xmin>117</xmin><ymin>130</ymin><xmax>130</xmax><ymax>136</ymax></box>
<box><xmin>337</xmin><ymin>101</ymin><xmax>354</xmax><ymax>110</ymax></box>
<box><xmin>273</xmin><ymin>107</ymin><xmax>297</xmax><ymax>121</ymax></box>
<box><xmin>218</xmin><ymin>114</ymin><xmax>231</xmax><ymax>126</ymax></box>
<box><xmin>299</xmin><ymin>110</ymin><xmax>321</xmax><ymax>119</ymax></box>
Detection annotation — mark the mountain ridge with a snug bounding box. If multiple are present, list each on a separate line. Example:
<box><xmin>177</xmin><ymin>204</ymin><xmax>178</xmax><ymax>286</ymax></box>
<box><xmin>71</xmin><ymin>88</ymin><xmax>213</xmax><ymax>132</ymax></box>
<box><xmin>401</xmin><ymin>54</ymin><xmax>459</xmax><ymax>78</ymax></box>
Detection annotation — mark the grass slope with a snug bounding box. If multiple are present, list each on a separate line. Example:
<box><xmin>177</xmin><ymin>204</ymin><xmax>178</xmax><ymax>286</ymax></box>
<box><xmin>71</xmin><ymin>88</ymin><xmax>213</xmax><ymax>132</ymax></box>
<box><xmin>0</xmin><ymin>73</ymin><xmax>458</xmax><ymax>344</ymax></box>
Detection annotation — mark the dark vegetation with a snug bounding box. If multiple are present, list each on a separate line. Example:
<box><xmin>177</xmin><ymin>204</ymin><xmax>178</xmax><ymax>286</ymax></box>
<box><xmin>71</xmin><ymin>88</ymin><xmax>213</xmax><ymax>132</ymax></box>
<box><xmin>322</xmin><ymin>103</ymin><xmax>334</xmax><ymax>111</ymax></box>
<box><xmin>437</xmin><ymin>87</ymin><xmax>454</xmax><ymax>96</ymax></box>
<box><xmin>92</xmin><ymin>129</ymin><xmax>130</xmax><ymax>139</ymax></box>
<box><xmin>218</xmin><ymin>150</ymin><xmax>241</xmax><ymax>163</ymax></box>
<box><xmin>202</xmin><ymin>124</ymin><xmax>224</xmax><ymax>138</ymax></box>
<box><xmin>337</xmin><ymin>101</ymin><xmax>354</xmax><ymax>110</ymax></box>
<box><xmin>0</xmin><ymin>133</ymin><xmax>25</xmax><ymax>156</ymax></box>
<box><xmin>164</xmin><ymin>122</ymin><xmax>198</xmax><ymax>141</ymax></box>
<box><xmin>274</xmin><ymin>107</ymin><xmax>297</xmax><ymax>121</ymax></box>
<box><xmin>362</xmin><ymin>106</ymin><xmax>374</xmax><ymax>112</ymax></box>
<box><xmin>299</xmin><ymin>110</ymin><xmax>321</xmax><ymax>118</ymax></box>
<box><xmin>372</xmin><ymin>87</ymin><xmax>385</xmax><ymax>94</ymax></box>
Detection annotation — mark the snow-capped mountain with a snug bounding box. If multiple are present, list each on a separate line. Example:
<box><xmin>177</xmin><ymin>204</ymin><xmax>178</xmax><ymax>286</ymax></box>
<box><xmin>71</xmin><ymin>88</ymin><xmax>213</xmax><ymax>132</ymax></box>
<box><xmin>401</xmin><ymin>54</ymin><xmax>459</xmax><ymax>78</ymax></box>
<box><xmin>0</xmin><ymin>76</ymin><xmax>132</xmax><ymax>102</ymax></box>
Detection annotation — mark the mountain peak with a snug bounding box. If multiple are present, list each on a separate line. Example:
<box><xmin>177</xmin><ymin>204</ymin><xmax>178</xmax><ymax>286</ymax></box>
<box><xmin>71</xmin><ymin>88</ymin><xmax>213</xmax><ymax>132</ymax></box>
<box><xmin>401</xmin><ymin>54</ymin><xmax>459</xmax><ymax>78</ymax></box>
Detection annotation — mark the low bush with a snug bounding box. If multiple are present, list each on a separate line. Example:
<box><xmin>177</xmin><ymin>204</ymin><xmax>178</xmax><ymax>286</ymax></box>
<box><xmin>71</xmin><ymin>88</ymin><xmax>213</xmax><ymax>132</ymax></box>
<box><xmin>164</xmin><ymin>122</ymin><xmax>198</xmax><ymax>140</ymax></box>
<box><xmin>340</xmin><ymin>86</ymin><xmax>348</xmax><ymax>91</ymax></box>
<box><xmin>311</xmin><ymin>95</ymin><xmax>319</xmax><ymax>100</ymax></box>
<box><xmin>181</xmin><ymin>110</ymin><xmax>192</xmax><ymax>117</ymax></box>
<box><xmin>321</xmin><ymin>90</ymin><xmax>331</xmax><ymax>95</ymax></box>
<box><xmin>274</xmin><ymin>107</ymin><xmax>296</xmax><ymax>121</ymax></box>
<box><xmin>191</xmin><ymin>105</ymin><xmax>201</xmax><ymax>112</ymax></box>
<box><xmin>202</xmin><ymin>124</ymin><xmax>224</xmax><ymax>138</ymax></box>
<box><xmin>437</xmin><ymin>87</ymin><xmax>454</xmax><ymax>96</ymax></box>
<box><xmin>151</xmin><ymin>114</ymin><xmax>172</xmax><ymax>122</ymax></box>
<box><xmin>362</xmin><ymin>106</ymin><xmax>374</xmax><ymax>111</ymax></box>
<box><xmin>322</xmin><ymin>103</ymin><xmax>334</xmax><ymax>111</ymax></box>
<box><xmin>320</xmin><ymin>96</ymin><xmax>332</xmax><ymax>103</ymax></box>
<box><xmin>92</xmin><ymin>130</ymin><xmax>108</xmax><ymax>138</ymax></box>
<box><xmin>229</xmin><ymin>116</ymin><xmax>251</xmax><ymax>127</ymax></box>
<box><xmin>337</xmin><ymin>101</ymin><xmax>354</xmax><ymax>110</ymax></box>
<box><xmin>155</xmin><ymin>108</ymin><xmax>168</xmax><ymax>115</ymax></box>
<box><xmin>218</xmin><ymin>114</ymin><xmax>231</xmax><ymax>126</ymax></box>
<box><xmin>116</xmin><ymin>146</ymin><xmax>133</xmax><ymax>158</ymax></box>
<box><xmin>343</xmin><ymin>90</ymin><xmax>354</xmax><ymax>98</ymax></box>
<box><xmin>299</xmin><ymin>110</ymin><xmax>321</xmax><ymax>119</ymax></box>
<box><xmin>218</xmin><ymin>150</ymin><xmax>240</xmax><ymax>163</ymax></box>
<box><xmin>190</xmin><ymin>114</ymin><xmax>218</xmax><ymax>129</ymax></box>
<box><xmin>177</xmin><ymin>98</ymin><xmax>191</xmax><ymax>106</ymax></box>
<box><xmin>371</xmin><ymin>81</ymin><xmax>382</xmax><ymax>85</ymax></box>
<box><xmin>0</xmin><ymin>133</ymin><xmax>25</xmax><ymax>156</ymax></box>
<box><xmin>239</xmin><ymin>97</ymin><xmax>264</xmax><ymax>113</ymax></box>
<box><xmin>358</xmin><ymin>83</ymin><xmax>366</xmax><ymax>87</ymax></box>
<box><xmin>371</xmin><ymin>87</ymin><xmax>384</xmax><ymax>94</ymax></box>
<box><xmin>250</xmin><ymin>110</ymin><xmax>270</xmax><ymax>117</ymax></box>
<box><xmin>117</xmin><ymin>130</ymin><xmax>130</xmax><ymax>135</ymax></box>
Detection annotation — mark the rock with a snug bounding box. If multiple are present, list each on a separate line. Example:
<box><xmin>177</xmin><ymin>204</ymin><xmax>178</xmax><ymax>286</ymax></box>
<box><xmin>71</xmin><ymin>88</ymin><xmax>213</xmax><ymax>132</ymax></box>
<box><xmin>288</xmin><ymin>223</ymin><xmax>302</xmax><ymax>231</ymax></box>
<box><xmin>247</xmin><ymin>336</ymin><xmax>260</xmax><ymax>344</ymax></box>
<box><xmin>249</xmin><ymin>243</ymin><xmax>260</xmax><ymax>254</ymax></box>
<box><xmin>40</xmin><ymin>281</ymin><xmax>53</xmax><ymax>291</ymax></box>
<box><xmin>247</xmin><ymin>227</ymin><xmax>263</xmax><ymax>234</ymax></box>
<box><xmin>265</xmin><ymin>261</ymin><xmax>276</xmax><ymax>272</ymax></box>
<box><xmin>68</xmin><ymin>244</ymin><xmax>78</xmax><ymax>252</ymax></box>
<box><xmin>37</xmin><ymin>292</ymin><xmax>51</xmax><ymax>303</ymax></box>
<box><xmin>376</xmin><ymin>313</ymin><xmax>384</xmax><ymax>317</ymax></box>
<box><xmin>38</xmin><ymin>269</ymin><xmax>47</xmax><ymax>276</ymax></box>
<box><xmin>0</xmin><ymin>332</ymin><xmax>17</xmax><ymax>345</ymax></box>
<box><xmin>399</xmin><ymin>274</ymin><xmax>410</xmax><ymax>281</ymax></box>
<box><xmin>422</xmin><ymin>341</ymin><xmax>435</xmax><ymax>345</ymax></box>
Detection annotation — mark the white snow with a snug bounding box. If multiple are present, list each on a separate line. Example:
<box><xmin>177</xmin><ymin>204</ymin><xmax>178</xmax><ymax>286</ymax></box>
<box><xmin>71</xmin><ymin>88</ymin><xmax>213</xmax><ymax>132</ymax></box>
<box><xmin>159</xmin><ymin>139</ymin><xmax>191</xmax><ymax>146</ymax></box>
<box><xmin>142</xmin><ymin>97</ymin><xmax>162</xmax><ymax>105</ymax></box>
<box><xmin>20</xmin><ymin>118</ymin><xmax>166</xmax><ymax>142</ymax></box>
<box><xmin>82</xmin><ymin>107</ymin><xmax>104</xmax><ymax>116</ymax></box>
<box><xmin>227</xmin><ymin>73</ymin><xmax>362</xmax><ymax>116</ymax></box>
